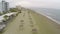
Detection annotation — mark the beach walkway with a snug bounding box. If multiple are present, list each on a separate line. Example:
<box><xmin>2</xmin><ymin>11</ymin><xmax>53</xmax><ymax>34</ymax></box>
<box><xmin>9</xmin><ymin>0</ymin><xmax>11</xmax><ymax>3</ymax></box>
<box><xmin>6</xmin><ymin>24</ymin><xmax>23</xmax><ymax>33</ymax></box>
<box><xmin>2</xmin><ymin>10</ymin><xmax>39</xmax><ymax>34</ymax></box>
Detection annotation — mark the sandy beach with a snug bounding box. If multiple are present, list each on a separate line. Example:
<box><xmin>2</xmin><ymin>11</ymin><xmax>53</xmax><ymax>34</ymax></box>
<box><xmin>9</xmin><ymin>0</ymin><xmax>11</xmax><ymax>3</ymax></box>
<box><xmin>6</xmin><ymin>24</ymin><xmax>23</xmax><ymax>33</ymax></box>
<box><xmin>1</xmin><ymin>9</ymin><xmax>60</xmax><ymax>34</ymax></box>
<box><xmin>31</xmin><ymin>11</ymin><xmax>60</xmax><ymax>34</ymax></box>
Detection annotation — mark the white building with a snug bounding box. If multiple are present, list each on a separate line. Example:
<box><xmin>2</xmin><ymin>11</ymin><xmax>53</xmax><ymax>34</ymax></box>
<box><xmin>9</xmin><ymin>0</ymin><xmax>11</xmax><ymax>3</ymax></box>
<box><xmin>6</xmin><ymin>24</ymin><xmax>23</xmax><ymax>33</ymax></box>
<box><xmin>0</xmin><ymin>0</ymin><xmax>9</xmax><ymax>13</ymax></box>
<box><xmin>16</xmin><ymin>5</ymin><xmax>22</xmax><ymax>10</ymax></box>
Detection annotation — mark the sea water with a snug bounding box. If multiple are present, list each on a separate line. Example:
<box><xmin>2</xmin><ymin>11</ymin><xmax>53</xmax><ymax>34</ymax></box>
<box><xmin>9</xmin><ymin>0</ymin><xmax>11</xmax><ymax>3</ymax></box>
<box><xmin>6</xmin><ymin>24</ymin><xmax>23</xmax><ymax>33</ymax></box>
<box><xmin>32</xmin><ymin>8</ymin><xmax>60</xmax><ymax>24</ymax></box>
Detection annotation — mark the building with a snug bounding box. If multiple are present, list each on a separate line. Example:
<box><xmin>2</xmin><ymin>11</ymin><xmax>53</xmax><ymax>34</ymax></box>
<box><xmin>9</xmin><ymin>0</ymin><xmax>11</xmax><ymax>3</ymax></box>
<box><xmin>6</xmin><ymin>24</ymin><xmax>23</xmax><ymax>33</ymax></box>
<box><xmin>5</xmin><ymin>2</ymin><xmax>9</xmax><ymax>12</ymax></box>
<box><xmin>0</xmin><ymin>0</ymin><xmax>9</xmax><ymax>13</ymax></box>
<box><xmin>16</xmin><ymin>5</ymin><xmax>22</xmax><ymax>10</ymax></box>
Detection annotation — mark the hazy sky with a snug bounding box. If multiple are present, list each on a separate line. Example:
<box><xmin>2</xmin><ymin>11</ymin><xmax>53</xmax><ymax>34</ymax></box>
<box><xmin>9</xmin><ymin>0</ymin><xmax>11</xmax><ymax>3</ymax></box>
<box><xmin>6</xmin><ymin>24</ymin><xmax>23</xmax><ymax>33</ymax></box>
<box><xmin>1</xmin><ymin>0</ymin><xmax>60</xmax><ymax>9</ymax></box>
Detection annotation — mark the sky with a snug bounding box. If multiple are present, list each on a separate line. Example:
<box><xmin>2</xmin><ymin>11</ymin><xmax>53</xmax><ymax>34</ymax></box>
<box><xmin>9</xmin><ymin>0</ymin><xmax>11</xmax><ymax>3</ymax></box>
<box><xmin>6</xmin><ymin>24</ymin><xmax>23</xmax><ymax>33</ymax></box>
<box><xmin>0</xmin><ymin>0</ymin><xmax>60</xmax><ymax>9</ymax></box>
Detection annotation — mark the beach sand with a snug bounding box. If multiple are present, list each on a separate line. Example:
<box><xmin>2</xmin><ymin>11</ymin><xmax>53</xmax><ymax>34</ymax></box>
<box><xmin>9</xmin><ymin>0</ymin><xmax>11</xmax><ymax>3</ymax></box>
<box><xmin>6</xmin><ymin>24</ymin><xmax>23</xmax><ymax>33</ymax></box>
<box><xmin>30</xmin><ymin>11</ymin><xmax>60</xmax><ymax>34</ymax></box>
<box><xmin>2</xmin><ymin>9</ymin><xmax>60</xmax><ymax>34</ymax></box>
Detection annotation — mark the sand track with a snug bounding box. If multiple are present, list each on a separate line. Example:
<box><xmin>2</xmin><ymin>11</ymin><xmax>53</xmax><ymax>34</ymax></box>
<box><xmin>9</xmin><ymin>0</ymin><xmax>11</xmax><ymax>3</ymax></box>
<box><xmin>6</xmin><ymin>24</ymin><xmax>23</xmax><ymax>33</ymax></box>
<box><xmin>2</xmin><ymin>10</ymin><xmax>39</xmax><ymax>34</ymax></box>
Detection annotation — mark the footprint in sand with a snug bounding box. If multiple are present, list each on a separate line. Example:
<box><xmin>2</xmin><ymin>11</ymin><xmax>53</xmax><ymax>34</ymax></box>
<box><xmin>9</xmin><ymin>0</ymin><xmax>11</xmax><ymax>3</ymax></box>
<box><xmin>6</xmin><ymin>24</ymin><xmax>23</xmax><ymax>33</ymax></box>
<box><xmin>19</xmin><ymin>24</ymin><xmax>24</xmax><ymax>31</ymax></box>
<box><xmin>19</xmin><ymin>24</ymin><xmax>24</xmax><ymax>27</ymax></box>
<box><xmin>31</xmin><ymin>28</ymin><xmax>38</xmax><ymax>34</ymax></box>
<box><xmin>23</xmin><ymin>14</ymin><xmax>25</xmax><ymax>17</ymax></box>
<box><xmin>30</xmin><ymin>21</ymin><xmax>33</xmax><ymax>24</ymax></box>
<box><xmin>19</xmin><ymin>20</ymin><xmax>25</xmax><ymax>31</ymax></box>
<box><xmin>20</xmin><ymin>20</ymin><xmax>24</xmax><ymax>22</ymax></box>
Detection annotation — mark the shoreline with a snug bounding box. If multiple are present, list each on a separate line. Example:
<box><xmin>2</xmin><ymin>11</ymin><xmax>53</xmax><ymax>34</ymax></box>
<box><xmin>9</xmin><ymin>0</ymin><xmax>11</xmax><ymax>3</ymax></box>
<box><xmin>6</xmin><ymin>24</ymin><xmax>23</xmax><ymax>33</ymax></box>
<box><xmin>31</xmin><ymin>10</ymin><xmax>60</xmax><ymax>34</ymax></box>
<box><xmin>34</xmin><ymin>11</ymin><xmax>60</xmax><ymax>24</ymax></box>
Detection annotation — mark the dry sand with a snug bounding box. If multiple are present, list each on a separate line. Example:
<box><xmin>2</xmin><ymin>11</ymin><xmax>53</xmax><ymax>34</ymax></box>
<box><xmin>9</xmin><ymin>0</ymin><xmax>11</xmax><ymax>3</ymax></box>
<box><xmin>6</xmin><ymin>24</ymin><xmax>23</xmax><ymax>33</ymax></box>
<box><xmin>31</xmin><ymin>11</ymin><xmax>60</xmax><ymax>34</ymax></box>
<box><xmin>2</xmin><ymin>10</ymin><xmax>39</xmax><ymax>34</ymax></box>
<box><xmin>2</xmin><ymin>10</ymin><xmax>60</xmax><ymax>34</ymax></box>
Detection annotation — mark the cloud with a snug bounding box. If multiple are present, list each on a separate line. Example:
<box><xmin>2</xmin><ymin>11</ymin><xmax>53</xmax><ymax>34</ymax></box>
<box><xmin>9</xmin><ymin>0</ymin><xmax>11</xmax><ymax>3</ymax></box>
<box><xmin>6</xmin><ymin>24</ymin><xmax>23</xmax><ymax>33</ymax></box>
<box><xmin>16</xmin><ymin>1</ymin><xmax>32</xmax><ymax>7</ymax></box>
<box><xmin>15</xmin><ymin>0</ymin><xmax>60</xmax><ymax>8</ymax></box>
<box><xmin>3</xmin><ymin>0</ymin><xmax>60</xmax><ymax>9</ymax></box>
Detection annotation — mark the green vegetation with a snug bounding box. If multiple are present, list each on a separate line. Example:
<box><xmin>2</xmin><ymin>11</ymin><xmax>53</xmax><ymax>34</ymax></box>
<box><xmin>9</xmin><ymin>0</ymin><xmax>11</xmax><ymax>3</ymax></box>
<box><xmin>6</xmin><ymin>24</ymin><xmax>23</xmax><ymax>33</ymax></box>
<box><xmin>4</xmin><ymin>15</ymin><xmax>9</xmax><ymax>21</ymax></box>
<box><xmin>3</xmin><ymin>11</ymin><xmax>9</xmax><ymax>14</ymax></box>
<box><xmin>10</xmin><ymin>8</ymin><xmax>22</xmax><ymax>15</ymax></box>
<box><xmin>10</xmin><ymin>8</ymin><xmax>17</xmax><ymax>12</ymax></box>
<box><xmin>0</xmin><ymin>11</ymin><xmax>9</xmax><ymax>16</ymax></box>
<box><xmin>0</xmin><ymin>12</ymin><xmax>3</xmax><ymax>16</ymax></box>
